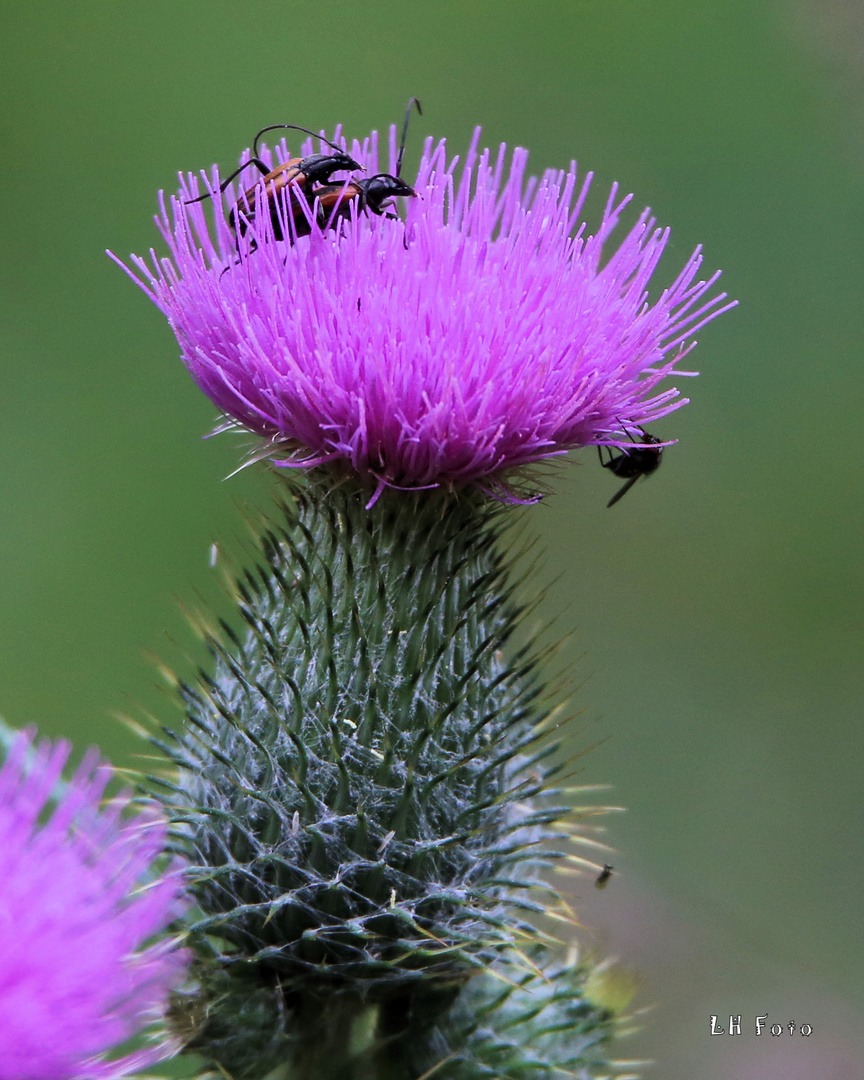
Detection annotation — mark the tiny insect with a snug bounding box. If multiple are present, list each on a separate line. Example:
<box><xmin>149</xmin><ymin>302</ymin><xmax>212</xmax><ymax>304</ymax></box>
<box><xmin>598</xmin><ymin>428</ymin><xmax>664</xmax><ymax>508</ymax></box>
<box><xmin>595</xmin><ymin>863</ymin><xmax>614</xmax><ymax>889</ymax></box>
<box><xmin>310</xmin><ymin>98</ymin><xmax>421</xmax><ymax>231</ymax></box>
<box><xmin>186</xmin><ymin>124</ymin><xmax>361</xmax><ymax>244</ymax></box>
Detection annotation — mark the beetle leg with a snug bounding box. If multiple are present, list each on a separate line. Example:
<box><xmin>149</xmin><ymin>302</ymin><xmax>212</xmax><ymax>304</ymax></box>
<box><xmin>607</xmin><ymin>474</ymin><xmax>640</xmax><ymax>508</ymax></box>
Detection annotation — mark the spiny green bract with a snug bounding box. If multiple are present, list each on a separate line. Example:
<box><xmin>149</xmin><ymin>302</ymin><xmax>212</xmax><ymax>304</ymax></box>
<box><xmin>153</xmin><ymin>480</ymin><xmax>610</xmax><ymax>1076</ymax></box>
<box><xmin>169</xmin><ymin>949</ymin><xmax>617</xmax><ymax>1080</ymax></box>
<box><xmin>436</xmin><ymin>952</ymin><xmax>616</xmax><ymax>1079</ymax></box>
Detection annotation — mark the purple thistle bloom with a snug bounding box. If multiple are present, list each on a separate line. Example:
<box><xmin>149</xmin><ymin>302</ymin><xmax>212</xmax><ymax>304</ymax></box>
<box><xmin>114</xmin><ymin>126</ymin><xmax>734</xmax><ymax>504</ymax></box>
<box><xmin>0</xmin><ymin>730</ymin><xmax>188</xmax><ymax>1079</ymax></box>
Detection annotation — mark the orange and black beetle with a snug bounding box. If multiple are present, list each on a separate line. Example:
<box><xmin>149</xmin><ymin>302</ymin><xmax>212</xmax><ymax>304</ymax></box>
<box><xmin>186</xmin><ymin>124</ymin><xmax>361</xmax><ymax>243</ymax></box>
<box><xmin>598</xmin><ymin>429</ymin><xmax>664</xmax><ymax>508</ymax></box>
<box><xmin>310</xmin><ymin>172</ymin><xmax>417</xmax><ymax>229</ymax></box>
<box><xmin>305</xmin><ymin>99</ymin><xmax>422</xmax><ymax>234</ymax></box>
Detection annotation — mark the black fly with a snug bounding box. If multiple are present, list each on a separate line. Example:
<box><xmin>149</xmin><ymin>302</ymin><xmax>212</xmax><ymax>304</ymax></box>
<box><xmin>598</xmin><ymin>429</ymin><xmax>664</xmax><ymax>508</ymax></box>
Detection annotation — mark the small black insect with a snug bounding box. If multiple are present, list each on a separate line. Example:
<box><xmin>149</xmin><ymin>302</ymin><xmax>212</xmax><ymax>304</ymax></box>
<box><xmin>595</xmin><ymin>863</ymin><xmax>614</xmax><ymax>889</ymax></box>
<box><xmin>598</xmin><ymin>428</ymin><xmax>664</xmax><ymax>508</ymax></box>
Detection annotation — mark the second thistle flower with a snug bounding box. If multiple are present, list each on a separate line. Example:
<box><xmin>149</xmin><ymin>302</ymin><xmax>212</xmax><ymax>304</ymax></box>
<box><xmin>0</xmin><ymin>730</ymin><xmax>188</xmax><ymax>1079</ymax></box>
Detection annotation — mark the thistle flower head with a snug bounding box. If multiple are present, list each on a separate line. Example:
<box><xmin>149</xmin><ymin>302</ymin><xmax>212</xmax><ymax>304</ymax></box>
<box><xmin>0</xmin><ymin>730</ymin><xmax>188</xmax><ymax>1079</ymax></box>
<box><xmin>116</xmin><ymin>126</ymin><xmax>733</xmax><ymax>502</ymax></box>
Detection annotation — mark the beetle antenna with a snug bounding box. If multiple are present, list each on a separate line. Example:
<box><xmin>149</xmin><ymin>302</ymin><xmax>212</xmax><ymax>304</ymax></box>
<box><xmin>396</xmin><ymin>98</ymin><xmax>422</xmax><ymax>178</ymax></box>
<box><xmin>252</xmin><ymin>124</ymin><xmax>345</xmax><ymax>159</ymax></box>
<box><xmin>184</xmin><ymin>158</ymin><xmax>271</xmax><ymax>205</ymax></box>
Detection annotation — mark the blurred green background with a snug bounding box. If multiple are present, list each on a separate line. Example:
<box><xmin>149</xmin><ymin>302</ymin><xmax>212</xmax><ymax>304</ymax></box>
<box><xmin>2</xmin><ymin>1</ymin><xmax>862</xmax><ymax>1076</ymax></box>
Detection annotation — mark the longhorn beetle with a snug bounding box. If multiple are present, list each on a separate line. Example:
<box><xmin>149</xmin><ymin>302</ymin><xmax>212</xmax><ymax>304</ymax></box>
<box><xmin>185</xmin><ymin>124</ymin><xmax>361</xmax><ymax>243</ymax></box>
<box><xmin>309</xmin><ymin>98</ymin><xmax>422</xmax><ymax>232</ymax></box>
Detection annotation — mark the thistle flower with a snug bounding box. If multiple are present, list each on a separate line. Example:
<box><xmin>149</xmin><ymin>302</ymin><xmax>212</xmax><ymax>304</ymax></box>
<box><xmin>114</xmin><ymin>126</ymin><xmax>734</xmax><ymax>503</ymax></box>
<box><xmin>0</xmin><ymin>729</ymin><xmax>188</xmax><ymax>1079</ymax></box>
